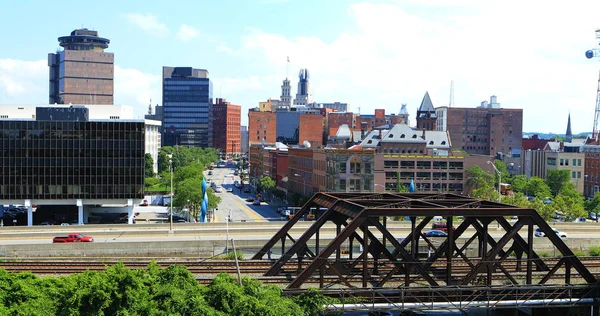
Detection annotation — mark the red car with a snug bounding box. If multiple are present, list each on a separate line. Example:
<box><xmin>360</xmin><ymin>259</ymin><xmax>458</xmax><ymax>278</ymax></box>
<box><xmin>53</xmin><ymin>233</ymin><xmax>94</xmax><ymax>243</ymax></box>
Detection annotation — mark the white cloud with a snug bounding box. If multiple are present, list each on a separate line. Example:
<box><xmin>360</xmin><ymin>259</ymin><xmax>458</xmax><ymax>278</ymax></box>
<box><xmin>221</xmin><ymin>1</ymin><xmax>600</xmax><ymax>133</ymax></box>
<box><xmin>123</xmin><ymin>13</ymin><xmax>169</xmax><ymax>37</ymax></box>
<box><xmin>0</xmin><ymin>59</ymin><xmax>47</xmax><ymax>102</ymax></box>
<box><xmin>176</xmin><ymin>24</ymin><xmax>200</xmax><ymax>41</ymax></box>
<box><xmin>114</xmin><ymin>66</ymin><xmax>161</xmax><ymax>117</ymax></box>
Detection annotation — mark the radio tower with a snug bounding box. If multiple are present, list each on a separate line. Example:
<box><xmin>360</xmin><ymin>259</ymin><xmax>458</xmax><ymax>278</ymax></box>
<box><xmin>586</xmin><ymin>29</ymin><xmax>600</xmax><ymax>141</ymax></box>
<box><xmin>449</xmin><ymin>80</ymin><xmax>455</xmax><ymax>107</ymax></box>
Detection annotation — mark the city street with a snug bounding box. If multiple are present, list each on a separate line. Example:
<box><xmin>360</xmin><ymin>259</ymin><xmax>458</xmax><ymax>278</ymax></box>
<box><xmin>205</xmin><ymin>163</ymin><xmax>281</xmax><ymax>223</ymax></box>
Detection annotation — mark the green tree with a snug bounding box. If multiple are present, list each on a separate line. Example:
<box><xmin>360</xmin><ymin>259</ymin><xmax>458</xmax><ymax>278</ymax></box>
<box><xmin>553</xmin><ymin>195</ymin><xmax>586</xmax><ymax>221</ymax></box>
<box><xmin>145</xmin><ymin>153</ymin><xmax>155</xmax><ymax>178</ymax></box>
<box><xmin>465</xmin><ymin>165</ymin><xmax>494</xmax><ymax>195</ymax></box>
<box><xmin>258</xmin><ymin>176</ymin><xmax>276</xmax><ymax>196</ymax></box>
<box><xmin>145</xmin><ymin>177</ymin><xmax>159</xmax><ymax>189</ymax></box>
<box><xmin>546</xmin><ymin>169</ymin><xmax>571</xmax><ymax>197</ymax></box>
<box><xmin>585</xmin><ymin>194</ymin><xmax>600</xmax><ymax>212</ymax></box>
<box><xmin>493</xmin><ymin>160</ymin><xmax>511</xmax><ymax>185</ymax></box>
<box><xmin>501</xmin><ymin>192</ymin><xmax>530</xmax><ymax>208</ymax></box>
<box><xmin>526</xmin><ymin>177</ymin><xmax>551</xmax><ymax>199</ymax></box>
<box><xmin>510</xmin><ymin>175</ymin><xmax>528</xmax><ymax>193</ymax></box>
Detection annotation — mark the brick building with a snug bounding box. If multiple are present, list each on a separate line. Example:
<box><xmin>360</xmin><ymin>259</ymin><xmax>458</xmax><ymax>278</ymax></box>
<box><xmin>299</xmin><ymin>113</ymin><xmax>324</xmax><ymax>146</ymax></box>
<box><xmin>436</xmin><ymin>103</ymin><xmax>523</xmax><ymax>156</ymax></box>
<box><xmin>248</xmin><ymin>109</ymin><xmax>277</xmax><ymax>145</ymax></box>
<box><xmin>212</xmin><ymin>98</ymin><xmax>241</xmax><ymax>156</ymax></box>
<box><xmin>328</xmin><ymin>112</ymin><xmax>359</xmax><ymax>138</ymax></box>
<box><xmin>49</xmin><ymin>29</ymin><xmax>114</xmax><ymax>105</ymax></box>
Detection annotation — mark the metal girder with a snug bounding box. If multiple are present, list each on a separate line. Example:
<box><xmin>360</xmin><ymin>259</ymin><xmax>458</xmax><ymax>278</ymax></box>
<box><xmin>255</xmin><ymin>193</ymin><xmax>599</xmax><ymax>291</ymax></box>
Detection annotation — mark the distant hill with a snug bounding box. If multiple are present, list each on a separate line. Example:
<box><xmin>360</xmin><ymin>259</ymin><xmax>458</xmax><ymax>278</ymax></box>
<box><xmin>523</xmin><ymin>132</ymin><xmax>590</xmax><ymax>140</ymax></box>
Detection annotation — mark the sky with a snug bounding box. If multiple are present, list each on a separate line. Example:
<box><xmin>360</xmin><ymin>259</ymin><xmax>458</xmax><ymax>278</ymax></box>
<box><xmin>1</xmin><ymin>0</ymin><xmax>600</xmax><ymax>133</ymax></box>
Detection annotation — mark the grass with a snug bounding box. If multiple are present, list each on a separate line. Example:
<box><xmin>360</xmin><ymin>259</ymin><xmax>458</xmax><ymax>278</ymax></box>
<box><xmin>214</xmin><ymin>250</ymin><xmax>244</xmax><ymax>261</ymax></box>
<box><xmin>145</xmin><ymin>185</ymin><xmax>170</xmax><ymax>193</ymax></box>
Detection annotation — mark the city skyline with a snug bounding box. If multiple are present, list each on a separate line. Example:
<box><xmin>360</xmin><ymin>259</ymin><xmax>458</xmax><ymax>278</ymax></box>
<box><xmin>1</xmin><ymin>0</ymin><xmax>600</xmax><ymax>133</ymax></box>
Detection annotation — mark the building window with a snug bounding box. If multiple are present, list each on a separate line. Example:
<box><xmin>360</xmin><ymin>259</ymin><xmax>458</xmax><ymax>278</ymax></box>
<box><xmin>350</xmin><ymin>162</ymin><xmax>361</xmax><ymax>174</ymax></box>
<box><xmin>349</xmin><ymin>179</ymin><xmax>361</xmax><ymax>191</ymax></box>
<box><xmin>339</xmin><ymin>162</ymin><xmax>346</xmax><ymax>172</ymax></box>
<box><xmin>547</xmin><ymin>158</ymin><xmax>556</xmax><ymax>166</ymax></box>
<box><xmin>578</xmin><ymin>171</ymin><xmax>582</xmax><ymax>178</ymax></box>
<box><xmin>364</xmin><ymin>179</ymin><xmax>371</xmax><ymax>190</ymax></box>
<box><xmin>339</xmin><ymin>179</ymin><xmax>346</xmax><ymax>191</ymax></box>
<box><xmin>560</xmin><ymin>159</ymin><xmax>564</xmax><ymax>166</ymax></box>
<box><xmin>364</xmin><ymin>163</ymin><xmax>371</xmax><ymax>174</ymax></box>
<box><xmin>573</xmin><ymin>159</ymin><xmax>576</xmax><ymax>166</ymax></box>
<box><xmin>578</xmin><ymin>159</ymin><xmax>582</xmax><ymax>166</ymax></box>
<box><xmin>572</xmin><ymin>171</ymin><xmax>576</xmax><ymax>179</ymax></box>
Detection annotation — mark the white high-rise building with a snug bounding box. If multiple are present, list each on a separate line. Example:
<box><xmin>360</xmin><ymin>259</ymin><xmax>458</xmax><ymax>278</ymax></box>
<box><xmin>280</xmin><ymin>78</ymin><xmax>291</xmax><ymax>107</ymax></box>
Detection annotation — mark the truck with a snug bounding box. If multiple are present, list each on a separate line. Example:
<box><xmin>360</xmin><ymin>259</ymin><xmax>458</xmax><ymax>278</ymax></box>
<box><xmin>52</xmin><ymin>233</ymin><xmax>94</xmax><ymax>243</ymax></box>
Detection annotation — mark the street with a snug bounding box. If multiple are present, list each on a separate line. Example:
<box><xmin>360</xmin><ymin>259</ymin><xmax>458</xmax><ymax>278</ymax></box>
<box><xmin>205</xmin><ymin>163</ymin><xmax>281</xmax><ymax>223</ymax></box>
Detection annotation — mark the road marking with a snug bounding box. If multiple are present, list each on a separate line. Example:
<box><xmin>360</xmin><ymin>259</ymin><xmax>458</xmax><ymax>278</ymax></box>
<box><xmin>231</xmin><ymin>197</ymin><xmax>262</xmax><ymax>221</ymax></box>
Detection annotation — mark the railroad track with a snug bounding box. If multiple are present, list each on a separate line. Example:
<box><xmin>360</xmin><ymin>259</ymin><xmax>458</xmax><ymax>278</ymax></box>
<box><xmin>3</xmin><ymin>257</ymin><xmax>600</xmax><ymax>286</ymax></box>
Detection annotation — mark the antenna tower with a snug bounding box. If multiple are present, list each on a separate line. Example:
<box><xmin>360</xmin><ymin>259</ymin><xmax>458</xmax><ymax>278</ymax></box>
<box><xmin>586</xmin><ymin>29</ymin><xmax>600</xmax><ymax>141</ymax></box>
<box><xmin>449</xmin><ymin>80</ymin><xmax>454</xmax><ymax>107</ymax></box>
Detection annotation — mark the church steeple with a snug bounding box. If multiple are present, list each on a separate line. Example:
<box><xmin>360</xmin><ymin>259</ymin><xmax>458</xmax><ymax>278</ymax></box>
<box><xmin>416</xmin><ymin>91</ymin><xmax>437</xmax><ymax>131</ymax></box>
<box><xmin>565</xmin><ymin>112</ymin><xmax>573</xmax><ymax>142</ymax></box>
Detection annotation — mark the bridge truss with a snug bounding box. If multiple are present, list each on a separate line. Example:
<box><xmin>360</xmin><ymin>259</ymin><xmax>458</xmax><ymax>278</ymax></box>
<box><xmin>253</xmin><ymin>193</ymin><xmax>598</xmax><ymax>294</ymax></box>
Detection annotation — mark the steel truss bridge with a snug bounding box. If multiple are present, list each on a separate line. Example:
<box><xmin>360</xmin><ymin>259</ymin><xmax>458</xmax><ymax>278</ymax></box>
<box><xmin>252</xmin><ymin>192</ymin><xmax>600</xmax><ymax>312</ymax></box>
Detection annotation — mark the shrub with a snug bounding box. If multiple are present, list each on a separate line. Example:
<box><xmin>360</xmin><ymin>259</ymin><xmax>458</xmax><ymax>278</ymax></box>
<box><xmin>588</xmin><ymin>246</ymin><xmax>600</xmax><ymax>256</ymax></box>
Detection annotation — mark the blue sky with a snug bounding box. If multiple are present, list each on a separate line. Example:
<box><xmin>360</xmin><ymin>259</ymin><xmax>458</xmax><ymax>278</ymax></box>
<box><xmin>2</xmin><ymin>0</ymin><xmax>600</xmax><ymax>133</ymax></box>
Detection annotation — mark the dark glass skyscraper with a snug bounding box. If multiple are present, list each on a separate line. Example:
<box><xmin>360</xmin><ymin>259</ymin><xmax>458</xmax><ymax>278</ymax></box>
<box><xmin>162</xmin><ymin>67</ymin><xmax>213</xmax><ymax>147</ymax></box>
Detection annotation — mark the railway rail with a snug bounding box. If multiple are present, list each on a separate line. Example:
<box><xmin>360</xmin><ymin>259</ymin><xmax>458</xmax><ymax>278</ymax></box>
<box><xmin>3</xmin><ymin>257</ymin><xmax>600</xmax><ymax>285</ymax></box>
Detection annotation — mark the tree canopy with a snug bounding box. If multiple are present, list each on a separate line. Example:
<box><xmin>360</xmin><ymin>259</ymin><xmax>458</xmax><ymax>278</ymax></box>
<box><xmin>0</xmin><ymin>264</ymin><xmax>328</xmax><ymax>315</ymax></box>
<box><xmin>545</xmin><ymin>169</ymin><xmax>571</xmax><ymax>197</ymax></box>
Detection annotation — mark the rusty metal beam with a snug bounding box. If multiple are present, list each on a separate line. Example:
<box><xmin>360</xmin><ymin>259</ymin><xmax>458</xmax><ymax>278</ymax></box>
<box><xmin>252</xmin><ymin>200</ymin><xmax>314</xmax><ymax>259</ymax></box>
<box><xmin>288</xmin><ymin>214</ymin><xmax>368</xmax><ymax>288</ymax></box>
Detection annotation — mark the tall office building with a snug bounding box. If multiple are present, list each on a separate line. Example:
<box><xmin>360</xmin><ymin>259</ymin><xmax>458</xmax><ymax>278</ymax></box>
<box><xmin>280</xmin><ymin>78</ymin><xmax>291</xmax><ymax>107</ymax></box>
<box><xmin>293</xmin><ymin>69</ymin><xmax>311</xmax><ymax>106</ymax></box>
<box><xmin>162</xmin><ymin>67</ymin><xmax>213</xmax><ymax>147</ymax></box>
<box><xmin>212</xmin><ymin>98</ymin><xmax>241</xmax><ymax>156</ymax></box>
<box><xmin>48</xmin><ymin>29</ymin><xmax>114</xmax><ymax>105</ymax></box>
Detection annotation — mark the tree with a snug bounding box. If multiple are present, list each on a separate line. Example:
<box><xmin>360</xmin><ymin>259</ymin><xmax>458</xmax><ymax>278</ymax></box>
<box><xmin>526</xmin><ymin>177</ymin><xmax>551</xmax><ymax>199</ymax></box>
<box><xmin>258</xmin><ymin>176</ymin><xmax>276</xmax><ymax>195</ymax></box>
<box><xmin>546</xmin><ymin>169</ymin><xmax>571</xmax><ymax>197</ymax></box>
<box><xmin>145</xmin><ymin>153</ymin><xmax>155</xmax><ymax>178</ymax></box>
<box><xmin>465</xmin><ymin>165</ymin><xmax>495</xmax><ymax>197</ymax></box>
<box><xmin>585</xmin><ymin>194</ymin><xmax>600</xmax><ymax>212</ymax></box>
<box><xmin>510</xmin><ymin>175</ymin><xmax>528</xmax><ymax>193</ymax></box>
<box><xmin>396</xmin><ymin>172</ymin><xmax>409</xmax><ymax>192</ymax></box>
<box><xmin>553</xmin><ymin>195</ymin><xmax>586</xmax><ymax>221</ymax></box>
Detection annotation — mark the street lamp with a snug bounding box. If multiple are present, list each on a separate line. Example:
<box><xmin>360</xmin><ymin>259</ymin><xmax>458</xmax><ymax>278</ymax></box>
<box><xmin>294</xmin><ymin>173</ymin><xmax>306</xmax><ymax>196</ymax></box>
<box><xmin>187</xmin><ymin>199</ymin><xmax>190</xmax><ymax>222</ymax></box>
<box><xmin>374</xmin><ymin>183</ymin><xmax>386</xmax><ymax>193</ymax></box>
<box><xmin>168</xmin><ymin>155</ymin><xmax>174</xmax><ymax>232</ymax></box>
<box><xmin>225</xmin><ymin>209</ymin><xmax>232</xmax><ymax>253</ymax></box>
<box><xmin>487</xmin><ymin>161</ymin><xmax>501</xmax><ymax>203</ymax></box>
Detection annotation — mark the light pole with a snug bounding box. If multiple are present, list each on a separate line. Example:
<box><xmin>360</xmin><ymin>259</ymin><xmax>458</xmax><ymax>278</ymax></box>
<box><xmin>187</xmin><ymin>199</ymin><xmax>190</xmax><ymax>222</ymax></box>
<box><xmin>487</xmin><ymin>161</ymin><xmax>501</xmax><ymax>202</ymax></box>
<box><xmin>168</xmin><ymin>155</ymin><xmax>174</xmax><ymax>232</ymax></box>
<box><xmin>294</xmin><ymin>173</ymin><xmax>306</xmax><ymax>196</ymax></box>
<box><xmin>374</xmin><ymin>183</ymin><xmax>385</xmax><ymax>193</ymax></box>
<box><xmin>225</xmin><ymin>209</ymin><xmax>232</xmax><ymax>253</ymax></box>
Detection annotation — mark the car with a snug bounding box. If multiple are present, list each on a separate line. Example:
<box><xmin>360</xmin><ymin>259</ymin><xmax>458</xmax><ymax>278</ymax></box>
<box><xmin>139</xmin><ymin>199</ymin><xmax>148</xmax><ymax>206</ymax></box>
<box><xmin>243</xmin><ymin>188</ymin><xmax>251</xmax><ymax>193</ymax></box>
<box><xmin>53</xmin><ymin>233</ymin><xmax>94</xmax><ymax>243</ymax></box>
<box><xmin>590</xmin><ymin>212</ymin><xmax>598</xmax><ymax>221</ymax></box>
<box><xmin>234</xmin><ymin>170</ymin><xmax>239</xmax><ymax>175</ymax></box>
<box><xmin>60</xmin><ymin>223</ymin><xmax>70</xmax><ymax>226</ymax></box>
<box><xmin>422</xmin><ymin>230</ymin><xmax>448</xmax><ymax>237</ymax></box>
<box><xmin>245</xmin><ymin>197</ymin><xmax>254</xmax><ymax>202</ymax></box>
<box><xmin>208</xmin><ymin>171</ymin><xmax>213</xmax><ymax>175</ymax></box>
<box><xmin>252</xmin><ymin>200</ymin><xmax>261</xmax><ymax>206</ymax></box>
<box><xmin>535</xmin><ymin>227</ymin><xmax>567</xmax><ymax>238</ymax></box>
<box><xmin>226</xmin><ymin>187</ymin><xmax>233</xmax><ymax>193</ymax></box>
<box><xmin>573</xmin><ymin>217</ymin><xmax>587</xmax><ymax>223</ymax></box>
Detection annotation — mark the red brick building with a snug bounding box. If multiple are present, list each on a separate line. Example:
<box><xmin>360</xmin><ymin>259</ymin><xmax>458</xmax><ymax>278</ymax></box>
<box><xmin>522</xmin><ymin>134</ymin><xmax>551</xmax><ymax>150</ymax></box>
<box><xmin>299</xmin><ymin>113</ymin><xmax>324</xmax><ymax>146</ymax></box>
<box><xmin>248</xmin><ymin>109</ymin><xmax>277</xmax><ymax>145</ymax></box>
<box><xmin>328</xmin><ymin>112</ymin><xmax>359</xmax><ymax>138</ymax></box>
<box><xmin>439</xmin><ymin>107</ymin><xmax>523</xmax><ymax>156</ymax></box>
<box><xmin>212</xmin><ymin>98</ymin><xmax>241</xmax><ymax>156</ymax></box>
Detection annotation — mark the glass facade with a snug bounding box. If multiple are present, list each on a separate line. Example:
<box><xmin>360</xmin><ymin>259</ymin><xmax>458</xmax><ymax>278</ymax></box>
<box><xmin>162</xmin><ymin>77</ymin><xmax>213</xmax><ymax>147</ymax></box>
<box><xmin>0</xmin><ymin>120</ymin><xmax>145</xmax><ymax>200</ymax></box>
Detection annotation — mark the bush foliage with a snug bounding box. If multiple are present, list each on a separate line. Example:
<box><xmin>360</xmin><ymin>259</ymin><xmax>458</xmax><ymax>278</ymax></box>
<box><xmin>0</xmin><ymin>263</ymin><xmax>327</xmax><ymax>315</ymax></box>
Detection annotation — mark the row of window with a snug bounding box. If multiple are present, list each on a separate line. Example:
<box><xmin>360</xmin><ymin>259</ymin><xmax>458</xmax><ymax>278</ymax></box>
<box><xmin>383</xmin><ymin>161</ymin><xmax>464</xmax><ymax>169</ymax></box>
<box><xmin>560</xmin><ymin>158</ymin><xmax>582</xmax><ymax>166</ymax></box>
